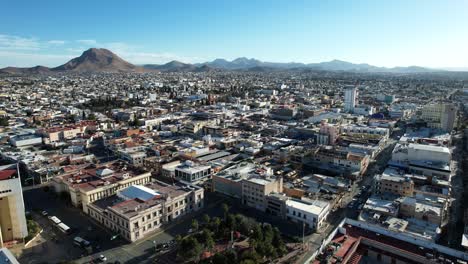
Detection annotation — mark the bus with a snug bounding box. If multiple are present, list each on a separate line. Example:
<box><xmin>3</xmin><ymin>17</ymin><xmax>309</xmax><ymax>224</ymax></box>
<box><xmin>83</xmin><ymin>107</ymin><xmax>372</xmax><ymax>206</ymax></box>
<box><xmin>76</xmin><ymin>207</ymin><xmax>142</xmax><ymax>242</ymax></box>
<box><xmin>57</xmin><ymin>222</ymin><xmax>71</xmax><ymax>234</ymax></box>
<box><xmin>49</xmin><ymin>216</ymin><xmax>61</xmax><ymax>225</ymax></box>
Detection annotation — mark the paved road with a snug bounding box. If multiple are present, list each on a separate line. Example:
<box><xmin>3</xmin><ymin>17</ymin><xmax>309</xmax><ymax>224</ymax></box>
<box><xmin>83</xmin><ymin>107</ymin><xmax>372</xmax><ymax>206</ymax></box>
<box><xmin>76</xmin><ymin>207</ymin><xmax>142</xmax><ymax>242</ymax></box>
<box><xmin>296</xmin><ymin>136</ymin><xmax>398</xmax><ymax>264</ymax></box>
<box><xmin>75</xmin><ymin>193</ymin><xmax>229</xmax><ymax>264</ymax></box>
<box><xmin>21</xmin><ymin>187</ymin><xmax>125</xmax><ymax>264</ymax></box>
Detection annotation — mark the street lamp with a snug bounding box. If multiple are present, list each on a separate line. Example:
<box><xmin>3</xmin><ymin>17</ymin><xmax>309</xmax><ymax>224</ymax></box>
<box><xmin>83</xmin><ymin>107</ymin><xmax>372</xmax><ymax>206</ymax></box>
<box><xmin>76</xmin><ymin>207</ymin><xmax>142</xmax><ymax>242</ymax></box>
<box><xmin>153</xmin><ymin>240</ymin><xmax>157</xmax><ymax>252</ymax></box>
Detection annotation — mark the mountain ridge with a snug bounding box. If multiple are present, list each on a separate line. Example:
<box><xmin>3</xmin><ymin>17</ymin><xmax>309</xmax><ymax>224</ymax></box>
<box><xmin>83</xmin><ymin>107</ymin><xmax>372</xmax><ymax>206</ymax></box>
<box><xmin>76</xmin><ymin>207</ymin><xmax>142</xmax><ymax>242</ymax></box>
<box><xmin>0</xmin><ymin>48</ymin><xmax>149</xmax><ymax>74</ymax></box>
<box><xmin>0</xmin><ymin>48</ymin><xmax>446</xmax><ymax>74</ymax></box>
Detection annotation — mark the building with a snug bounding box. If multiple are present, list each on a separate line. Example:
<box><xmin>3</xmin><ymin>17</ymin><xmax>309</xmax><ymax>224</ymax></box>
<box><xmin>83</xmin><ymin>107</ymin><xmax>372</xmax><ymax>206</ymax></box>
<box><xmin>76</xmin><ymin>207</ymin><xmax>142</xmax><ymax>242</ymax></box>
<box><xmin>317</xmin><ymin>121</ymin><xmax>339</xmax><ymax>145</ymax></box>
<box><xmin>174</xmin><ymin>160</ymin><xmax>211</xmax><ymax>183</ymax></box>
<box><xmin>304</xmin><ymin>146</ymin><xmax>370</xmax><ymax>179</ymax></box>
<box><xmin>241</xmin><ymin>176</ymin><xmax>283</xmax><ymax>212</ymax></box>
<box><xmin>374</xmin><ymin>174</ymin><xmax>414</xmax><ymax>197</ymax></box>
<box><xmin>344</xmin><ymin>86</ymin><xmax>357</xmax><ymax>112</ymax></box>
<box><xmin>285</xmin><ymin>198</ymin><xmax>330</xmax><ymax>231</ymax></box>
<box><xmin>52</xmin><ymin>161</ymin><xmax>152</xmax><ymax>214</ymax></box>
<box><xmin>0</xmin><ymin>247</ymin><xmax>20</xmax><ymax>264</ymax></box>
<box><xmin>313</xmin><ymin>218</ymin><xmax>468</xmax><ymax>264</ymax></box>
<box><xmin>391</xmin><ymin>143</ymin><xmax>451</xmax><ymax>179</ymax></box>
<box><xmin>0</xmin><ymin>164</ymin><xmax>28</xmax><ymax>247</ymax></box>
<box><xmin>420</xmin><ymin>102</ymin><xmax>457</xmax><ymax>132</ymax></box>
<box><xmin>9</xmin><ymin>134</ymin><xmax>42</xmax><ymax>147</ymax></box>
<box><xmin>212</xmin><ymin>161</ymin><xmax>259</xmax><ymax>198</ymax></box>
<box><xmin>87</xmin><ymin>181</ymin><xmax>204</xmax><ymax>242</ymax></box>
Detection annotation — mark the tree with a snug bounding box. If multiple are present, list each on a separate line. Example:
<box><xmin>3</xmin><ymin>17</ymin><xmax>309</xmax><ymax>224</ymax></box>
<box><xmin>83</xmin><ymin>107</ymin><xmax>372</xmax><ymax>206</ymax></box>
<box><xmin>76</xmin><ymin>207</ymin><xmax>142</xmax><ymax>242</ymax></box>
<box><xmin>88</xmin><ymin>113</ymin><xmax>96</xmax><ymax>120</ymax></box>
<box><xmin>262</xmin><ymin>224</ymin><xmax>274</xmax><ymax>244</ymax></box>
<box><xmin>272</xmin><ymin>227</ymin><xmax>287</xmax><ymax>256</ymax></box>
<box><xmin>240</xmin><ymin>250</ymin><xmax>260</xmax><ymax>263</ymax></box>
<box><xmin>251</xmin><ymin>224</ymin><xmax>263</xmax><ymax>241</ymax></box>
<box><xmin>222</xmin><ymin>203</ymin><xmax>229</xmax><ymax>220</ymax></box>
<box><xmin>226</xmin><ymin>214</ymin><xmax>236</xmax><ymax>230</ymax></box>
<box><xmin>223</xmin><ymin>249</ymin><xmax>238</xmax><ymax>264</ymax></box>
<box><xmin>191</xmin><ymin>219</ymin><xmax>199</xmax><ymax>232</ymax></box>
<box><xmin>202</xmin><ymin>214</ymin><xmax>210</xmax><ymax>226</ymax></box>
<box><xmin>0</xmin><ymin>116</ymin><xmax>9</xmax><ymax>126</ymax></box>
<box><xmin>211</xmin><ymin>253</ymin><xmax>228</xmax><ymax>264</ymax></box>
<box><xmin>177</xmin><ymin>237</ymin><xmax>202</xmax><ymax>262</ymax></box>
<box><xmin>211</xmin><ymin>217</ymin><xmax>222</xmax><ymax>236</ymax></box>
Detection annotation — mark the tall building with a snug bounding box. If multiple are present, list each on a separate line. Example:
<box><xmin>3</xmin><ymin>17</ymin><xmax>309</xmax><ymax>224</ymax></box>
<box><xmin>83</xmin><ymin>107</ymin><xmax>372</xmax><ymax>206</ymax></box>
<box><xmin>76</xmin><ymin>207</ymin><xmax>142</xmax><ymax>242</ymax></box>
<box><xmin>420</xmin><ymin>102</ymin><xmax>458</xmax><ymax>131</ymax></box>
<box><xmin>0</xmin><ymin>164</ymin><xmax>28</xmax><ymax>247</ymax></box>
<box><xmin>344</xmin><ymin>85</ymin><xmax>358</xmax><ymax>112</ymax></box>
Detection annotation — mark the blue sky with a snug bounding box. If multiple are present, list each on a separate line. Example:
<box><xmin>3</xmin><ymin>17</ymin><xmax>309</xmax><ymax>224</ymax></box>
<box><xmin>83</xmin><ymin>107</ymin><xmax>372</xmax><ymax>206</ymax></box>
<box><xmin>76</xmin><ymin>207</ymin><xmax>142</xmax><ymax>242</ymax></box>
<box><xmin>1</xmin><ymin>0</ymin><xmax>467</xmax><ymax>68</ymax></box>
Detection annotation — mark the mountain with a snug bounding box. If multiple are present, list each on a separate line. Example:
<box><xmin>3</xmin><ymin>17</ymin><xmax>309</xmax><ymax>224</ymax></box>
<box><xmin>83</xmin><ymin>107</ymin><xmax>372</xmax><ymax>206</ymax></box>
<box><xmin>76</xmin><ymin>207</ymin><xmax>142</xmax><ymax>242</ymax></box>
<box><xmin>0</xmin><ymin>65</ymin><xmax>51</xmax><ymax>75</ymax></box>
<box><xmin>52</xmin><ymin>48</ymin><xmax>143</xmax><ymax>72</ymax></box>
<box><xmin>0</xmin><ymin>48</ymin><xmax>443</xmax><ymax>75</ymax></box>
<box><xmin>0</xmin><ymin>48</ymin><xmax>146</xmax><ymax>75</ymax></box>
<box><xmin>198</xmin><ymin>58</ymin><xmax>436</xmax><ymax>73</ymax></box>
<box><xmin>142</xmin><ymin>61</ymin><xmax>220</xmax><ymax>72</ymax></box>
<box><xmin>143</xmin><ymin>60</ymin><xmax>196</xmax><ymax>72</ymax></box>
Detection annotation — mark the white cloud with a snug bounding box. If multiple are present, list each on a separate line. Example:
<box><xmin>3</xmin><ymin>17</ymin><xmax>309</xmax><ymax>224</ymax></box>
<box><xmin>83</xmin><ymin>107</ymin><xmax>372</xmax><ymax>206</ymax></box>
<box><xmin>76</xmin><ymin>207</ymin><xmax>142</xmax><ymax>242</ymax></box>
<box><xmin>0</xmin><ymin>34</ymin><xmax>206</xmax><ymax>67</ymax></box>
<box><xmin>76</xmin><ymin>39</ymin><xmax>97</xmax><ymax>45</ymax></box>
<box><xmin>0</xmin><ymin>51</ymin><xmax>77</xmax><ymax>67</ymax></box>
<box><xmin>0</xmin><ymin>34</ymin><xmax>40</xmax><ymax>50</ymax></box>
<box><xmin>47</xmin><ymin>40</ymin><xmax>66</xmax><ymax>45</ymax></box>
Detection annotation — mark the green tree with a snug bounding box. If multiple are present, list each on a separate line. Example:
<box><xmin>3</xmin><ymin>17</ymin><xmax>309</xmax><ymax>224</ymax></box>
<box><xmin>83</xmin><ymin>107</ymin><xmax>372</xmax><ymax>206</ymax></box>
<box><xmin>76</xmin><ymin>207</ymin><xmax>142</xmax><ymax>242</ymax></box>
<box><xmin>0</xmin><ymin>116</ymin><xmax>9</xmax><ymax>126</ymax></box>
<box><xmin>202</xmin><ymin>214</ymin><xmax>210</xmax><ymax>226</ymax></box>
<box><xmin>211</xmin><ymin>217</ymin><xmax>222</xmax><ymax>236</ymax></box>
<box><xmin>240</xmin><ymin>250</ymin><xmax>260</xmax><ymax>263</ymax></box>
<box><xmin>272</xmin><ymin>227</ymin><xmax>287</xmax><ymax>256</ymax></box>
<box><xmin>191</xmin><ymin>219</ymin><xmax>199</xmax><ymax>232</ymax></box>
<box><xmin>222</xmin><ymin>203</ymin><xmax>229</xmax><ymax>220</ymax></box>
<box><xmin>88</xmin><ymin>113</ymin><xmax>96</xmax><ymax>120</ymax></box>
<box><xmin>223</xmin><ymin>249</ymin><xmax>238</xmax><ymax>264</ymax></box>
<box><xmin>226</xmin><ymin>214</ymin><xmax>236</xmax><ymax>230</ymax></box>
<box><xmin>212</xmin><ymin>253</ymin><xmax>228</xmax><ymax>264</ymax></box>
<box><xmin>263</xmin><ymin>224</ymin><xmax>274</xmax><ymax>244</ymax></box>
<box><xmin>177</xmin><ymin>237</ymin><xmax>202</xmax><ymax>262</ymax></box>
<box><xmin>251</xmin><ymin>224</ymin><xmax>263</xmax><ymax>241</ymax></box>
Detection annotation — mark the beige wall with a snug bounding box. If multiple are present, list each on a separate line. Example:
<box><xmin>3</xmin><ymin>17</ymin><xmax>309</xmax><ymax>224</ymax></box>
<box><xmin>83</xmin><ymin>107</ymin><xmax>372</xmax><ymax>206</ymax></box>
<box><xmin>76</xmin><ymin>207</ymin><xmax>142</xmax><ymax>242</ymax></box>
<box><xmin>0</xmin><ymin>177</ymin><xmax>28</xmax><ymax>243</ymax></box>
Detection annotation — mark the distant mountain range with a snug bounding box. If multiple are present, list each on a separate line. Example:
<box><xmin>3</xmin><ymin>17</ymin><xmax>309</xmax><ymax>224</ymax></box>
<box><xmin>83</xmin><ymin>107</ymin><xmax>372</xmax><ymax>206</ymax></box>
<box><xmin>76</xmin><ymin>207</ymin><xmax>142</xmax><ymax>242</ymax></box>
<box><xmin>0</xmin><ymin>47</ymin><xmax>446</xmax><ymax>75</ymax></box>
<box><xmin>0</xmin><ymin>48</ymin><xmax>146</xmax><ymax>74</ymax></box>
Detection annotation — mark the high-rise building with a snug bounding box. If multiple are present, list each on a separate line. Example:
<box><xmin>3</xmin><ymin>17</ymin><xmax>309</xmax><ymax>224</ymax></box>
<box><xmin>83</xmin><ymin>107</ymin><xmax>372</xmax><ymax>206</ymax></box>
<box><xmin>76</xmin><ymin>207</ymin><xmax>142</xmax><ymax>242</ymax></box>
<box><xmin>420</xmin><ymin>102</ymin><xmax>458</xmax><ymax>131</ymax></box>
<box><xmin>0</xmin><ymin>164</ymin><xmax>28</xmax><ymax>247</ymax></box>
<box><xmin>344</xmin><ymin>85</ymin><xmax>358</xmax><ymax>112</ymax></box>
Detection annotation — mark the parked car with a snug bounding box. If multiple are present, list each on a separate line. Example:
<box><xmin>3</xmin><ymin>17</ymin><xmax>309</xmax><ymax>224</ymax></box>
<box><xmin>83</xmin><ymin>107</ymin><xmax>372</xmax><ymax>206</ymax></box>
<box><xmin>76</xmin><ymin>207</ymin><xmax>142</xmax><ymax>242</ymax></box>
<box><xmin>41</xmin><ymin>210</ymin><xmax>48</xmax><ymax>216</ymax></box>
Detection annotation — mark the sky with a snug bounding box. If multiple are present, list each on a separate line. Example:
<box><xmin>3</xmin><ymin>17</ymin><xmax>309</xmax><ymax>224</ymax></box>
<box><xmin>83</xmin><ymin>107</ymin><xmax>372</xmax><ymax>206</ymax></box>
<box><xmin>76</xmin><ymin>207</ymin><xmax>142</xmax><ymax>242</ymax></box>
<box><xmin>1</xmin><ymin>0</ymin><xmax>467</xmax><ymax>68</ymax></box>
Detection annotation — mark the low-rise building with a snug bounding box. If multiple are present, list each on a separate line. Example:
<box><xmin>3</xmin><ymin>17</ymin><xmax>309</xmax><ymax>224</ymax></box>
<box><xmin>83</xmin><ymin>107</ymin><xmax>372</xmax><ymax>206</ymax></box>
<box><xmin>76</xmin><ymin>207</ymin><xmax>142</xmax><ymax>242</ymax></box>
<box><xmin>285</xmin><ymin>198</ymin><xmax>330</xmax><ymax>231</ymax></box>
<box><xmin>52</xmin><ymin>161</ymin><xmax>152</xmax><ymax>214</ymax></box>
<box><xmin>87</xmin><ymin>181</ymin><xmax>204</xmax><ymax>242</ymax></box>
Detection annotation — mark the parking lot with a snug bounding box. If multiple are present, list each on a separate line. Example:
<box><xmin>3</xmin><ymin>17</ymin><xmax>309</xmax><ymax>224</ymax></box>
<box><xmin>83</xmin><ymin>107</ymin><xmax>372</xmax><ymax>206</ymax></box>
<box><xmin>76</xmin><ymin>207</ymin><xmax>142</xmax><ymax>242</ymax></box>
<box><xmin>20</xmin><ymin>187</ymin><xmax>126</xmax><ymax>264</ymax></box>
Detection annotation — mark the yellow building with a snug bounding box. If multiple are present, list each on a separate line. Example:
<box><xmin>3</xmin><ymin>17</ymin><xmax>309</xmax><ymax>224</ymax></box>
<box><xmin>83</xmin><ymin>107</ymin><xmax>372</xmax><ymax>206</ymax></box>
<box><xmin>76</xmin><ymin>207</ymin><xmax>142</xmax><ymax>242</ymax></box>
<box><xmin>0</xmin><ymin>164</ymin><xmax>28</xmax><ymax>247</ymax></box>
<box><xmin>420</xmin><ymin>103</ymin><xmax>457</xmax><ymax>131</ymax></box>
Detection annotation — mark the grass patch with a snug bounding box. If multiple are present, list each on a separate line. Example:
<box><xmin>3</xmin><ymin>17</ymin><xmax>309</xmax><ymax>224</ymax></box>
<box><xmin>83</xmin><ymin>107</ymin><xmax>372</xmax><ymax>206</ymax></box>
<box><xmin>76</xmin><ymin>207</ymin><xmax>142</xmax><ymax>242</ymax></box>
<box><xmin>25</xmin><ymin>219</ymin><xmax>41</xmax><ymax>243</ymax></box>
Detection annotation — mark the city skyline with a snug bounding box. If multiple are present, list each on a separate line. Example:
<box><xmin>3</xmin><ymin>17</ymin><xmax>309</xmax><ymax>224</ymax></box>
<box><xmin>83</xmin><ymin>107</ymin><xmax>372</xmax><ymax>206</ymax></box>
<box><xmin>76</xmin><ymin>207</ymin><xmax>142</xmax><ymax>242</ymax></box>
<box><xmin>1</xmin><ymin>0</ymin><xmax>468</xmax><ymax>69</ymax></box>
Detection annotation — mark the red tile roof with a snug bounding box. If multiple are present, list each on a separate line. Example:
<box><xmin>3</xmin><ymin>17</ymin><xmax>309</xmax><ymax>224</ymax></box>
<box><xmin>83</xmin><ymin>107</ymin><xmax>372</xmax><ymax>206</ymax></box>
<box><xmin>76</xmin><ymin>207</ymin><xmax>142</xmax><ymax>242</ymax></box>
<box><xmin>0</xmin><ymin>169</ymin><xmax>16</xmax><ymax>180</ymax></box>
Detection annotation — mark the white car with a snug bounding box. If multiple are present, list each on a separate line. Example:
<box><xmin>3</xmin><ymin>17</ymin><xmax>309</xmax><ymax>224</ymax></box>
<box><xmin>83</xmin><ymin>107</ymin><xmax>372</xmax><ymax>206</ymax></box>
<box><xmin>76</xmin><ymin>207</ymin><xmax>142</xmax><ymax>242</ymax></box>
<box><xmin>99</xmin><ymin>255</ymin><xmax>107</xmax><ymax>261</ymax></box>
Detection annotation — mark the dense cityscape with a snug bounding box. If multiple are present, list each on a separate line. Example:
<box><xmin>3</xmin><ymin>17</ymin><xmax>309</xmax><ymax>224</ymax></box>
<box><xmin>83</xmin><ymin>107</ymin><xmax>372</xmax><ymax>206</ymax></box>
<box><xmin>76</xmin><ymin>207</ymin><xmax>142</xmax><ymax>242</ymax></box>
<box><xmin>0</xmin><ymin>46</ymin><xmax>467</xmax><ymax>264</ymax></box>
<box><xmin>2</xmin><ymin>1</ymin><xmax>468</xmax><ymax>264</ymax></box>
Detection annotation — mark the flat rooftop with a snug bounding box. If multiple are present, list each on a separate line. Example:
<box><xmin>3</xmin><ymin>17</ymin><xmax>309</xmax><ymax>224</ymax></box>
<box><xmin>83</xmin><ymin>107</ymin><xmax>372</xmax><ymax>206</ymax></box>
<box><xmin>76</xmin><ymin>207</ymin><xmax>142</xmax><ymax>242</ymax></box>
<box><xmin>92</xmin><ymin>181</ymin><xmax>200</xmax><ymax>218</ymax></box>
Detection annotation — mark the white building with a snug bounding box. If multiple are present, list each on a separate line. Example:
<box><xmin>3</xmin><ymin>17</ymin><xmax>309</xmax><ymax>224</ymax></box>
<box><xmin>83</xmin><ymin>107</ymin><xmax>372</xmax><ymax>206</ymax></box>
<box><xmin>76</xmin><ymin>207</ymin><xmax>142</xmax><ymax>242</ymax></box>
<box><xmin>392</xmin><ymin>143</ymin><xmax>451</xmax><ymax>164</ymax></box>
<box><xmin>285</xmin><ymin>198</ymin><xmax>330</xmax><ymax>231</ymax></box>
<box><xmin>174</xmin><ymin>160</ymin><xmax>211</xmax><ymax>183</ymax></box>
<box><xmin>344</xmin><ymin>86</ymin><xmax>358</xmax><ymax>112</ymax></box>
<box><xmin>0</xmin><ymin>164</ymin><xmax>28</xmax><ymax>247</ymax></box>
